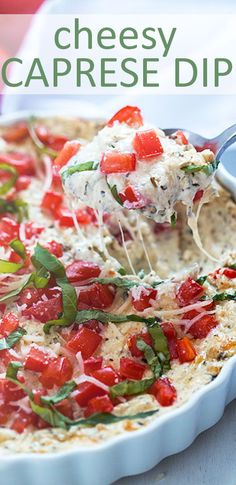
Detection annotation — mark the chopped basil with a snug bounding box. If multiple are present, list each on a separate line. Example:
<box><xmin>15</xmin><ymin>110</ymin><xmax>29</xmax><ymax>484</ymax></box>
<box><xmin>0</xmin><ymin>266</ymin><xmax>49</xmax><ymax>303</ymax></box>
<box><xmin>229</xmin><ymin>263</ymin><xmax>236</xmax><ymax>270</ymax></box>
<box><xmin>118</xmin><ymin>267</ymin><xmax>126</xmax><ymax>276</ymax></box>
<box><xmin>213</xmin><ymin>291</ymin><xmax>236</xmax><ymax>301</ymax></box>
<box><xmin>109</xmin><ymin>378</ymin><xmax>154</xmax><ymax>399</ymax></box>
<box><xmin>0</xmin><ymin>163</ymin><xmax>18</xmax><ymax>196</ymax></box>
<box><xmin>0</xmin><ymin>198</ymin><xmax>28</xmax><ymax>222</ymax></box>
<box><xmin>106</xmin><ymin>179</ymin><xmax>123</xmax><ymax>206</ymax></box>
<box><xmin>136</xmin><ymin>338</ymin><xmax>162</xmax><ymax>379</ymax></box>
<box><xmin>32</xmin><ymin>245</ymin><xmax>77</xmax><ymax>333</ymax></box>
<box><xmin>62</xmin><ymin>161</ymin><xmax>99</xmax><ymax>181</ymax></box>
<box><xmin>148</xmin><ymin>322</ymin><xmax>170</xmax><ymax>373</ymax></box>
<box><xmin>170</xmin><ymin>213</ymin><xmax>177</xmax><ymax>228</ymax></box>
<box><xmin>196</xmin><ymin>275</ymin><xmax>208</xmax><ymax>285</ymax></box>
<box><xmin>181</xmin><ymin>159</ymin><xmax>220</xmax><ymax>176</ymax></box>
<box><xmin>0</xmin><ymin>328</ymin><xmax>26</xmax><ymax>351</ymax></box>
<box><xmin>41</xmin><ymin>381</ymin><xmax>76</xmax><ymax>405</ymax></box>
<box><xmin>0</xmin><ymin>238</ymin><xmax>26</xmax><ymax>274</ymax></box>
<box><xmin>30</xmin><ymin>400</ymin><xmax>68</xmax><ymax>428</ymax></box>
<box><xmin>6</xmin><ymin>361</ymin><xmax>23</xmax><ymax>381</ymax></box>
<box><xmin>74</xmin><ymin>309</ymin><xmax>156</xmax><ymax>327</ymax></box>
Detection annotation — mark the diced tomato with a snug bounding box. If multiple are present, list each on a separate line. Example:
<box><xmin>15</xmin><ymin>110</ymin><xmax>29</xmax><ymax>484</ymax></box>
<box><xmin>66</xmin><ymin>260</ymin><xmax>101</xmax><ymax>283</ymax></box>
<box><xmin>51</xmin><ymin>165</ymin><xmax>63</xmax><ymax>190</ymax></box>
<box><xmin>161</xmin><ymin>322</ymin><xmax>176</xmax><ymax>340</ymax></box>
<box><xmin>39</xmin><ymin>356</ymin><xmax>73</xmax><ymax>389</ymax></box>
<box><xmin>170</xmin><ymin>130</ymin><xmax>188</xmax><ymax>146</ymax></box>
<box><xmin>223</xmin><ymin>267</ymin><xmax>236</xmax><ymax>279</ymax></box>
<box><xmin>15</xmin><ymin>175</ymin><xmax>31</xmax><ymax>191</ymax></box>
<box><xmin>167</xmin><ymin>338</ymin><xmax>178</xmax><ymax>360</ymax></box>
<box><xmin>3</xmin><ymin>122</ymin><xmax>29</xmax><ymax>143</ymax></box>
<box><xmin>189</xmin><ymin>314</ymin><xmax>218</xmax><ymax>339</ymax></box>
<box><xmin>193</xmin><ymin>189</ymin><xmax>204</xmax><ymax>203</ymax></box>
<box><xmin>84</xmin><ymin>357</ymin><xmax>103</xmax><ymax>374</ymax></box>
<box><xmin>176</xmin><ymin>278</ymin><xmax>205</xmax><ymax>307</ymax></box>
<box><xmin>119</xmin><ymin>357</ymin><xmax>146</xmax><ymax>381</ymax></box>
<box><xmin>76</xmin><ymin>207</ymin><xmax>95</xmax><ymax>225</ymax></box>
<box><xmin>55</xmin><ymin>206</ymin><xmax>74</xmax><ymax>227</ymax></box>
<box><xmin>55</xmin><ymin>398</ymin><xmax>73</xmax><ymax>419</ymax></box>
<box><xmin>43</xmin><ymin>240</ymin><xmax>63</xmax><ymax>257</ymax></box>
<box><xmin>131</xmin><ymin>286</ymin><xmax>157</xmax><ymax>312</ymax></box>
<box><xmin>177</xmin><ymin>337</ymin><xmax>197</xmax><ymax>363</ymax></box>
<box><xmin>91</xmin><ymin>367</ymin><xmax>120</xmax><ymax>386</ymax></box>
<box><xmin>54</xmin><ymin>140</ymin><xmax>81</xmax><ymax>168</ymax></box>
<box><xmin>107</xmin><ymin>106</ymin><xmax>143</xmax><ymax>128</ymax></box>
<box><xmin>0</xmin><ymin>312</ymin><xmax>19</xmax><ymax>337</ymax></box>
<box><xmin>0</xmin><ymin>403</ymin><xmax>16</xmax><ymax>425</ymax></box>
<box><xmin>133</xmin><ymin>129</ymin><xmax>164</xmax><ymax>160</ymax></box>
<box><xmin>83</xmin><ymin>320</ymin><xmax>102</xmax><ymax>333</ymax></box>
<box><xmin>11</xmin><ymin>409</ymin><xmax>38</xmax><ymax>434</ymax></box>
<box><xmin>74</xmin><ymin>382</ymin><xmax>106</xmax><ymax>407</ymax></box>
<box><xmin>0</xmin><ymin>152</ymin><xmax>35</xmax><ymax>176</ymax></box>
<box><xmin>0</xmin><ymin>217</ymin><xmax>19</xmax><ymax>245</ymax></box>
<box><xmin>84</xmin><ymin>395</ymin><xmax>114</xmax><ymax>417</ymax></box>
<box><xmin>24</xmin><ymin>221</ymin><xmax>44</xmax><ymax>239</ymax></box>
<box><xmin>41</xmin><ymin>190</ymin><xmax>63</xmax><ymax>212</ymax></box>
<box><xmin>100</xmin><ymin>151</ymin><xmax>136</xmax><ymax>175</ymax></box>
<box><xmin>0</xmin><ymin>378</ymin><xmax>26</xmax><ymax>402</ymax></box>
<box><xmin>119</xmin><ymin>185</ymin><xmax>147</xmax><ymax>209</ymax></box>
<box><xmin>24</xmin><ymin>347</ymin><xmax>52</xmax><ymax>372</ymax></box>
<box><xmin>35</xmin><ymin>126</ymin><xmax>68</xmax><ymax>152</ymax></box>
<box><xmin>77</xmin><ymin>283</ymin><xmax>115</xmax><ymax>310</ymax></box>
<box><xmin>18</xmin><ymin>287</ymin><xmax>43</xmax><ymax>307</ymax></box>
<box><xmin>128</xmin><ymin>331</ymin><xmax>153</xmax><ymax>358</ymax></box>
<box><xmin>66</xmin><ymin>327</ymin><xmax>102</xmax><ymax>358</ymax></box>
<box><xmin>1</xmin><ymin>349</ymin><xmax>19</xmax><ymax>367</ymax></box>
<box><xmin>32</xmin><ymin>389</ymin><xmax>46</xmax><ymax>405</ymax></box>
<box><xmin>22</xmin><ymin>294</ymin><xmax>62</xmax><ymax>323</ymax></box>
<box><xmin>150</xmin><ymin>377</ymin><xmax>177</xmax><ymax>406</ymax></box>
<box><xmin>9</xmin><ymin>249</ymin><xmax>30</xmax><ymax>268</ymax></box>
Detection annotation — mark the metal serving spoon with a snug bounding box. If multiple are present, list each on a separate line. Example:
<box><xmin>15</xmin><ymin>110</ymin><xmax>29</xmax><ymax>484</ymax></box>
<box><xmin>164</xmin><ymin>125</ymin><xmax>236</xmax><ymax>200</ymax></box>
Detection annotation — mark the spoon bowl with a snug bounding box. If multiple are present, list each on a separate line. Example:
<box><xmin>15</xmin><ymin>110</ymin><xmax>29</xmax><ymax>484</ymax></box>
<box><xmin>164</xmin><ymin>125</ymin><xmax>236</xmax><ymax>200</ymax></box>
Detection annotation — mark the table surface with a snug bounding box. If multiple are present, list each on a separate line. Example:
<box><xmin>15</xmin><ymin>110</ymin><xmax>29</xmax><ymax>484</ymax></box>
<box><xmin>115</xmin><ymin>400</ymin><xmax>236</xmax><ymax>485</ymax></box>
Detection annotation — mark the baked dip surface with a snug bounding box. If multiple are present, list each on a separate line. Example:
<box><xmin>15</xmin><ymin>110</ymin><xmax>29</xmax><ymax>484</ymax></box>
<box><xmin>0</xmin><ymin>106</ymin><xmax>235</xmax><ymax>454</ymax></box>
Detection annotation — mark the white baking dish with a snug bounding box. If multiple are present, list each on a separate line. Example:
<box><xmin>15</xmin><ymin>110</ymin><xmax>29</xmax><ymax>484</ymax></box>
<box><xmin>0</xmin><ymin>111</ymin><xmax>235</xmax><ymax>485</ymax></box>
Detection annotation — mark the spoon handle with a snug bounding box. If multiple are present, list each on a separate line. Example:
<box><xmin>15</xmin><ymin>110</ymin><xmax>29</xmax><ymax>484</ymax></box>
<box><xmin>213</xmin><ymin>124</ymin><xmax>236</xmax><ymax>159</ymax></box>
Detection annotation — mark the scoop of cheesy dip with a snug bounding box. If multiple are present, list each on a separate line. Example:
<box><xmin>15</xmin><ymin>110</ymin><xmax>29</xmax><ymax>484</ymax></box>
<box><xmin>0</xmin><ymin>107</ymin><xmax>235</xmax><ymax>455</ymax></box>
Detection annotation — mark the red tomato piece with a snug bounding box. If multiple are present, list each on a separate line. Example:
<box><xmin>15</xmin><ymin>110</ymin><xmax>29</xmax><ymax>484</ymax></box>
<box><xmin>55</xmin><ymin>206</ymin><xmax>74</xmax><ymax>227</ymax></box>
<box><xmin>39</xmin><ymin>356</ymin><xmax>73</xmax><ymax>389</ymax></box>
<box><xmin>1</xmin><ymin>349</ymin><xmax>19</xmax><ymax>367</ymax></box>
<box><xmin>131</xmin><ymin>286</ymin><xmax>157</xmax><ymax>312</ymax></box>
<box><xmin>91</xmin><ymin>367</ymin><xmax>120</xmax><ymax>386</ymax></box>
<box><xmin>176</xmin><ymin>277</ymin><xmax>205</xmax><ymax>306</ymax></box>
<box><xmin>161</xmin><ymin>322</ymin><xmax>176</xmax><ymax>340</ymax></box>
<box><xmin>128</xmin><ymin>331</ymin><xmax>153</xmax><ymax>358</ymax></box>
<box><xmin>84</xmin><ymin>395</ymin><xmax>114</xmax><ymax>417</ymax></box>
<box><xmin>133</xmin><ymin>129</ymin><xmax>164</xmax><ymax>160</ymax></box>
<box><xmin>0</xmin><ymin>312</ymin><xmax>19</xmax><ymax>337</ymax></box>
<box><xmin>18</xmin><ymin>287</ymin><xmax>43</xmax><ymax>307</ymax></box>
<box><xmin>24</xmin><ymin>347</ymin><xmax>52</xmax><ymax>372</ymax></box>
<box><xmin>119</xmin><ymin>185</ymin><xmax>147</xmax><ymax>209</ymax></box>
<box><xmin>83</xmin><ymin>320</ymin><xmax>102</xmax><ymax>333</ymax></box>
<box><xmin>43</xmin><ymin>240</ymin><xmax>63</xmax><ymax>257</ymax></box>
<box><xmin>170</xmin><ymin>130</ymin><xmax>188</xmax><ymax>145</ymax></box>
<box><xmin>0</xmin><ymin>378</ymin><xmax>26</xmax><ymax>402</ymax></box>
<box><xmin>193</xmin><ymin>189</ymin><xmax>204</xmax><ymax>203</ymax></box>
<box><xmin>119</xmin><ymin>357</ymin><xmax>146</xmax><ymax>381</ymax></box>
<box><xmin>0</xmin><ymin>217</ymin><xmax>19</xmax><ymax>245</ymax></box>
<box><xmin>11</xmin><ymin>409</ymin><xmax>38</xmax><ymax>434</ymax></box>
<box><xmin>150</xmin><ymin>377</ymin><xmax>177</xmax><ymax>406</ymax></box>
<box><xmin>67</xmin><ymin>327</ymin><xmax>102</xmax><ymax>358</ymax></box>
<box><xmin>189</xmin><ymin>314</ymin><xmax>218</xmax><ymax>339</ymax></box>
<box><xmin>74</xmin><ymin>382</ymin><xmax>106</xmax><ymax>407</ymax></box>
<box><xmin>0</xmin><ymin>152</ymin><xmax>35</xmax><ymax>176</ymax></box>
<box><xmin>35</xmin><ymin>126</ymin><xmax>68</xmax><ymax>152</ymax></box>
<box><xmin>100</xmin><ymin>151</ymin><xmax>136</xmax><ymax>174</ymax></box>
<box><xmin>41</xmin><ymin>190</ymin><xmax>63</xmax><ymax>212</ymax></box>
<box><xmin>51</xmin><ymin>165</ymin><xmax>63</xmax><ymax>190</ymax></box>
<box><xmin>24</xmin><ymin>221</ymin><xmax>44</xmax><ymax>239</ymax></box>
<box><xmin>22</xmin><ymin>294</ymin><xmax>62</xmax><ymax>323</ymax></box>
<box><xmin>167</xmin><ymin>338</ymin><xmax>178</xmax><ymax>360</ymax></box>
<box><xmin>177</xmin><ymin>337</ymin><xmax>197</xmax><ymax>363</ymax></box>
<box><xmin>66</xmin><ymin>260</ymin><xmax>101</xmax><ymax>283</ymax></box>
<box><xmin>54</xmin><ymin>140</ymin><xmax>81</xmax><ymax>168</ymax></box>
<box><xmin>76</xmin><ymin>208</ymin><xmax>95</xmax><ymax>225</ymax></box>
<box><xmin>84</xmin><ymin>357</ymin><xmax>103</xmax><ymax>374</ymax></box>
<box><xmin>77</xmin><ymin>283</ymin><xmax>115</xmax><ymax>310</ymax></box>
<box><xmin>223</xmin><ymin>267</ymin><xmax>236</xmax><ymax>279</ymax></box>
<box><xmin>3</xmin><ymin>122</ymin><xmax>29</xmax><ymax>143</ymax></box>
<box><xmin>107</xmin><ymin>106</ymin><xmax>143</xmax><ymax>128</ymax></box>
<box><xmin>0</xmin><ymin>403</ymin><xmax>16</xmax><ymax>425</ymax></box>
<box><xmin>15</xmin><ymin>175</ymin><xmax>31</xmax><ymax>191</ymax></box>
<box><xmin>55</xmin><ymin>398</ymin><xmax>73</xmax><ymax>419</ymax></box>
